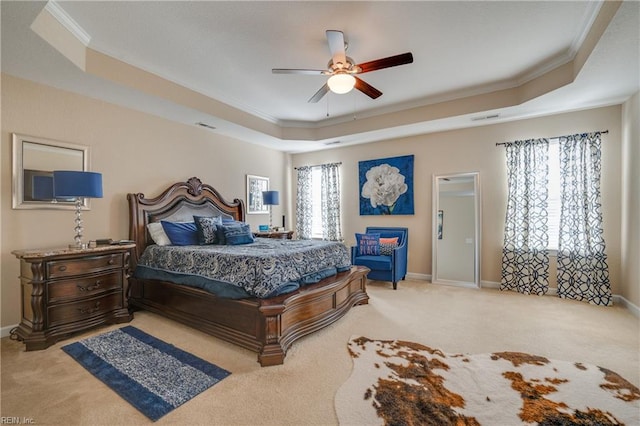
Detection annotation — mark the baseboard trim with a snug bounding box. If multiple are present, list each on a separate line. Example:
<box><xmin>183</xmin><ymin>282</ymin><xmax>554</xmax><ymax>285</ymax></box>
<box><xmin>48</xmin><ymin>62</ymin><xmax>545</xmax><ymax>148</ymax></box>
<box><xmin>481</xmin><ymin>280</ymin><xmax>559</xmax><ymax>295</ymax></box>
<box><xmin>1</xmin><ymin>324</ymin><xmax>17</xmax><ymax>339</ymax></box>
<box><xmin>406</xmin><ymin>272</ymin><xmax>431</xmax><ymax>281</ymax></box>
<box><xmin>422</xmin><ymin>277</ymin><xmax>639</xmax><ymax>318</ymax></box>
<box><xmin>480</xmin><ymin>280</ymin><xmax>500</xmax><ymax>289</ymax></box>
<box><xmin>480</xmin><ymin>280</ymin><xmax>638</xmax><ymax>317</ymax></box>
<box><xmin>613</xmin><ymin>294</ymin><xmax>640</xmax><ymax>318</ymax></box>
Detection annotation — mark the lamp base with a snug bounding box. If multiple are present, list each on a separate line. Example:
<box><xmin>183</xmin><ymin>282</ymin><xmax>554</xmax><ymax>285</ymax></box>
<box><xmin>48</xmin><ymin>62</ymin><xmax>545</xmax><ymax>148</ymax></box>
<box><xmin>69</xmin><ymin>198</ymin><xmax>86</xmax><ymax>250</ymax></box>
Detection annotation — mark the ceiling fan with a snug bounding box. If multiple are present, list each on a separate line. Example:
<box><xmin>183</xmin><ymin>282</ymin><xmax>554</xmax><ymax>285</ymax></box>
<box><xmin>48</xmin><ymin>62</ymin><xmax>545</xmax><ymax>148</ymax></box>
<box><xmin>272</xmin><ymin>30</ymin><xmax>413</xmax><ymax>103</ymax></box>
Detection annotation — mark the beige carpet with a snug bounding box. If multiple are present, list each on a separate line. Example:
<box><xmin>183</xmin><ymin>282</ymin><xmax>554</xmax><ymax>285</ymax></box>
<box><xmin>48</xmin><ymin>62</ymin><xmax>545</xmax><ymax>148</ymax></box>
<box><xmin>1</xmin><ymin>279</ymin><xmax>639</xmax><ymax>425</ymax></box>
<box><xmin>336</xmin><ymin>337</ymin><xmax>639</xmax><ymax>425</ymax></box>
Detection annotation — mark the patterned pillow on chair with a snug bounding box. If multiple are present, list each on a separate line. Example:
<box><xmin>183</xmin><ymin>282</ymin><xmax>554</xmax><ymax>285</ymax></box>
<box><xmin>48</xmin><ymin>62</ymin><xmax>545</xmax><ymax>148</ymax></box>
<box><xmin>379</xmin><ymin>237</ymin><xmax>399</xmax><ymax>256</ymax></box>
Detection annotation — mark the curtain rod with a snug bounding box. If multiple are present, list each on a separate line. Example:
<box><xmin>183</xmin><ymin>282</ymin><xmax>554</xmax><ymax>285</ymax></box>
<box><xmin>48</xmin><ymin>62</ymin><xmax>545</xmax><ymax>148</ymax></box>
<box><xmin>495</xmin><ymin>130</ymin><xmax>608</xmax><ymax>146</ymax></box>
<box><xmin>294</xmin><ymin>161</ymin><xmax>342</xmax><ymax>170</ymax></box>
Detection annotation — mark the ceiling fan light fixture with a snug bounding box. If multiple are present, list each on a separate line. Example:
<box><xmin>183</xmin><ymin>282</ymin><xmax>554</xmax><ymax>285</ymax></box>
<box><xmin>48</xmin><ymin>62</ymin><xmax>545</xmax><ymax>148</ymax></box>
<box><xmin>327</xmin><ymin>73</ymin><xmax>356</xmax><ymax>94</ymax></box>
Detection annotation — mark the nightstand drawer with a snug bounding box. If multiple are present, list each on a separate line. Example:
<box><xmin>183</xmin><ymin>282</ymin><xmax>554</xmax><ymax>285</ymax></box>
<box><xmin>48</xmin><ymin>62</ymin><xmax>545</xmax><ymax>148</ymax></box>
<box><xmin>48</xmin><ymin>293</ymin><xmax>122</xmax><ymax>327</ymax></box>
<box><xmin>47</xmin><ymin>254</ymin><xmax>123</xmax><ymax>279</ymax></box>
<box><xmin>48</xmin><ymin>271</ymin><xmax>122</xmax><ymax>303</ymax></box>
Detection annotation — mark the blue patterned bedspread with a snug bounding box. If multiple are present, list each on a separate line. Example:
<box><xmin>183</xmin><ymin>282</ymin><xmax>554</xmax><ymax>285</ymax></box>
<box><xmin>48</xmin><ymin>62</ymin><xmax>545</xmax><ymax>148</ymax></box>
<box><xmin>134</xmin><ymin>238</ymin><xmax>351</xmax><ymax>298</ymax></box>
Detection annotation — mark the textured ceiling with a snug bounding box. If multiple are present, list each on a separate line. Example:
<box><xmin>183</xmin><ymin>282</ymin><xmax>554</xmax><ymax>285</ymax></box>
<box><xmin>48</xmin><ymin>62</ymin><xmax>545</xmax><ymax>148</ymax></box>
<box><xmin>2</xmin><ymin>1</ymin><xmax>639</xmax><ymax>152</ymax></box>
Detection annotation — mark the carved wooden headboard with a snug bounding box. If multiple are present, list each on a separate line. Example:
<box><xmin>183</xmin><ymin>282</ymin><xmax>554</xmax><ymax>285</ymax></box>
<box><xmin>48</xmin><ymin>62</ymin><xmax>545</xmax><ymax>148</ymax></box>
<box><xmin>127</xmin><ymin>177</ymin><xmax>245</xmax><ymax>265</ymax></box>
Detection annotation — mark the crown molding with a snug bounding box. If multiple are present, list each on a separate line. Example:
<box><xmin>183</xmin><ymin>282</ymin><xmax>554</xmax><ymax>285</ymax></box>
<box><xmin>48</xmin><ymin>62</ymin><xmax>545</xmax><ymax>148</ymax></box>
<box><xmin>44</xmin><ymin>0</ymin><xmax>91</xmax><ymax>46</ymax></box>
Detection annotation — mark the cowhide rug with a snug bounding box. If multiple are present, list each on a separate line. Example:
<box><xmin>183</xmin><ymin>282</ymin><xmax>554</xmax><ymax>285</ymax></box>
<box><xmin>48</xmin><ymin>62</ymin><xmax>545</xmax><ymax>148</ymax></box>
<box><xmin>335</xmin><ymin>337</ymin><xmax>639</xmax><ymax>426</ymax></box>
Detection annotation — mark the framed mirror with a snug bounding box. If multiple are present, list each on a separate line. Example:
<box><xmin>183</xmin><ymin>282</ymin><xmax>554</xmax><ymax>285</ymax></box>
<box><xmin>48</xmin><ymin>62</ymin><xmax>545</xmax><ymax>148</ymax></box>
<box><xmin>432</xmin><ymin>172</ymin><xmax>481</xmax><ymax>288</ymax></box>
<box><xmin>12</xmin><ymin>133</ymin><xmax>89</xmax><ymax>210</ymax></box>
<box><xmin>246</xmin><ymin>174</ymin><xmax>269</xmax><ymax>214</ymax></box>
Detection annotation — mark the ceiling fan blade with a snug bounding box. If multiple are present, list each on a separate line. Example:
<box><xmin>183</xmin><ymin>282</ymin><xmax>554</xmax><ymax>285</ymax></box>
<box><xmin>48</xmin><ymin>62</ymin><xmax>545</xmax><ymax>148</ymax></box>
<box><xmin>272</xmin><ymin>68</ymin><xmax>326</xmax><ymax>75</ymax></box>
<box><xmin>308</xmin><ymin>83</ymin><xmax>330</xmax><ymax>103</ymax></box>
<box><xmin>357</xmin><ymin>52</ymin><xmax>414</xmax><ymax>74</ymax></box>
<box><xmin>354</xmin><ymin>77</ymin><xmax>382</xmax><ymax>99</ymax></box>
<box><xmin>326</xmin><ymin>30</ymin><xmax>347</xmax><ymax>66</ymax></box>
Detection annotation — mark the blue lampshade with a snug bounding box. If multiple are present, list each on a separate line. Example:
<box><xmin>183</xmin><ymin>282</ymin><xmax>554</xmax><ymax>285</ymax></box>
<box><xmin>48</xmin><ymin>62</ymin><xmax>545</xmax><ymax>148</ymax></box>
<box><xmin>53</xmin><ymin>171</ymin><xmax>103</xmax><ymax>198</ymax></box>
<box><xmin>262</xmin><ymin>190</ymin><xmax>279</xmax><ymax>206</ymax></box>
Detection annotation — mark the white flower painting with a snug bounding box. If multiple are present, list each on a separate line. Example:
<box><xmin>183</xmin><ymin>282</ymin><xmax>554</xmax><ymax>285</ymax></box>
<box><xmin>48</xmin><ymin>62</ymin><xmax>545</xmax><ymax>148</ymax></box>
<box><xmin>359</xmin><ymin>155</ymin><xmax>414</xmax><ymax>215</ymax></box>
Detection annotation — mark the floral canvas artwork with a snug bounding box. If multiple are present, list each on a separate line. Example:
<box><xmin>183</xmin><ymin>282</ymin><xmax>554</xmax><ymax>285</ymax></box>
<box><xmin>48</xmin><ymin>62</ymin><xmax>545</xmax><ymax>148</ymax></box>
<box><xmin>359</xmin><ymin>155</ymin><xmax>414</xmax><ymax>215</ymax></box>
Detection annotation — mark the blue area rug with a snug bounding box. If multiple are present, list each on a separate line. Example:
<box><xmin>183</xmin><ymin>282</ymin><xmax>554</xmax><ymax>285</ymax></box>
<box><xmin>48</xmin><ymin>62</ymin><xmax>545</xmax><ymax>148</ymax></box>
<box><xmin>62</xmin><ymin>326</ymin><xmax>230</xmax><ymax>421</ymax></box>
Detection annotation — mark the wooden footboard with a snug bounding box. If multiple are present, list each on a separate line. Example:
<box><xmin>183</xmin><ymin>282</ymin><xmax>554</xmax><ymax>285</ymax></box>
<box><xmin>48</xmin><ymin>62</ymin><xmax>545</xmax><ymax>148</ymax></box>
<box><xmin>127</xmin><ymin>178</ymin><xmax>369</xmax><ymax>366</ymax></box>
<box><xmin>129</xmin><ymin>266</ymin><xmax>369</xmax><ymax>366</ymax></box>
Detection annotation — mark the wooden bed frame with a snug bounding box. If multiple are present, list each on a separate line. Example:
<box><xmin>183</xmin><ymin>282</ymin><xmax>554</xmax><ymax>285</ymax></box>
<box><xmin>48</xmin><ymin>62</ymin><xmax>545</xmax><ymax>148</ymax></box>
<box><xmin>127</xmin><ymin>177</ymin><xmax>369</xmax><ymax>366</ymax></box>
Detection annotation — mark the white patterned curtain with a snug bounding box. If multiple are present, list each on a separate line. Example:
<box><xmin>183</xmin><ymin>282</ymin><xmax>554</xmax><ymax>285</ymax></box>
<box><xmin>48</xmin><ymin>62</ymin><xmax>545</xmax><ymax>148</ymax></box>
<box><xmin>295</xmin><ymin>166</ymin><xmax>313</xmax><ymax>240</ymax></box>
<box><xmin>321</xmin><ymin>163</ymin><xmax>342</xmax><ymax>241</ymax></box>
<box><xmin>557</xmin><ymin>132</ymin><xmax>611</xmax><ymax>306</ymax></box>
<box><xmin>500</xmin><ymin>139</ymin><xmax>550</xmax><ymax>295</ymax></box>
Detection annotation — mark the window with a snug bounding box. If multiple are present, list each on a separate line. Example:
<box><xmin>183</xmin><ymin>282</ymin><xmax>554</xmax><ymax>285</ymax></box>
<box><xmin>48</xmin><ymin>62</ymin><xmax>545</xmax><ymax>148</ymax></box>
<box><xmin>295</xmin><ymin>162</ymin><xmax>342</xmax><ymax>241</ymax></box>
<box><xmin>501</xmin><ymin>132</ymin><xmax>610</xmax><ymax>304</ymax></box>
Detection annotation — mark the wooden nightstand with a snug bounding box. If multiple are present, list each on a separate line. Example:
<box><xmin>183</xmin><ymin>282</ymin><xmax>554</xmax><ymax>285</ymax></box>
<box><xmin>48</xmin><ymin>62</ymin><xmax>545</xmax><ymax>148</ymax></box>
<box><xmin>11</xmin><ymin>244</ymin><xmax>135</xmax><ymax>350</ymax></box>
<box><xmin>253</xmin><ymin>230</ymin><xmax>294</xmax><ymax>240</ymax></box>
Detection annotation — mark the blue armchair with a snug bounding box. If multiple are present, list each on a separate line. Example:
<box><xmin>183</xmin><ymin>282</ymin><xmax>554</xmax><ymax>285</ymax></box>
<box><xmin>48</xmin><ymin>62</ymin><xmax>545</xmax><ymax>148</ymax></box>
<box><xmin>351</xmin><ymin>227</ymin><xmax>408</xmax><ymax>289</ymax></box>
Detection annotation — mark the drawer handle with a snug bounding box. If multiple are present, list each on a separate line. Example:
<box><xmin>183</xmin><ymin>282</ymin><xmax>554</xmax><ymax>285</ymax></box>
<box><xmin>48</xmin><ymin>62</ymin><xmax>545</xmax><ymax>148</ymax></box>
<box><xmin>78</xmin><ymin>302</ymin><xmax>101</xmax><ymax>315</ymax></box>
<box><xmin>107</xmin><ymin>258</ymin><xmax>115</xmax><ymax>265</ymax></box>
<box><xmin>58</xmin><ymin>265</ymin><xmax>67</xmax><ymax>272</ymax></box>
<box><xmin>78</xmin><ymin>281</ymin><xmax>101</xmax><ymax>292</ymax></box>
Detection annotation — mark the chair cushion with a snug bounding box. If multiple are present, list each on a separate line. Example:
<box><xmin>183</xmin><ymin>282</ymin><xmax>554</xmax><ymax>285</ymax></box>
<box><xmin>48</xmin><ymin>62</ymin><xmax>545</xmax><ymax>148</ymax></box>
<box><xmin>356</xmin><ymin>233</ymin><xmax>381</xmax><ymax>256</ymax></box>
<box><xmin>353</xmin><ymin>255</ymin><xmax>392</xmax><ymax>271</ymax></box>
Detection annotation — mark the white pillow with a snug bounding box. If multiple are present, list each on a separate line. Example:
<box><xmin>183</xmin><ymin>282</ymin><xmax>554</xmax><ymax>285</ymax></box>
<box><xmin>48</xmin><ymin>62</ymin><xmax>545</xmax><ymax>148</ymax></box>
<box><xmin>147</xmin><ymin>222</ymin><xmax>171</xmax><ymax>246</ymax></box>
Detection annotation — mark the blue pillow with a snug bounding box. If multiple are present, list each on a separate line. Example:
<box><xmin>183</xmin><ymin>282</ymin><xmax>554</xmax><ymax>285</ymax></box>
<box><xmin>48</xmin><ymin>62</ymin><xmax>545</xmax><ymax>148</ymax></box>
<box><xmin>356</xmin><ymin>233</ymin><xmax>381</xmax><ymax>256</ymax></box>
<box><xmin>216</xmin><ymin>219</ymin><xmax>243</xmax><ymax>244</ymax></box>
<box><xmin>193</xmin><ymin>215</ymin><xmax>223</xmax><ymax>245</ymax></box>
<box><xmin>222</xmin><ymin>223</ymin><xmax>255</xmax><ymax>245</ymax></box>
<box><xmin>161</xmin><ymin>221</ymin><xmax>198</xmax><ymax>246</ymax></box>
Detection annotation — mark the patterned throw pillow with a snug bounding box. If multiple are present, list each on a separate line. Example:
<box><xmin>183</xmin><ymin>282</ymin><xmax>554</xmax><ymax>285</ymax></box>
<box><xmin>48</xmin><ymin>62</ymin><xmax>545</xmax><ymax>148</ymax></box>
<box><xmin>193</xmin><ymin>216</ymin><xmax>223</xmax><ymax>245</ymax></box>
<box><xmin>356</xmin><ymin>233</ymin><xmax>381</xmax><ymax>256</ymax></box>
<box><xmin>379</xmin><ymin>237</ymin><xmax>399</xmax><ymax>256</ymax></box>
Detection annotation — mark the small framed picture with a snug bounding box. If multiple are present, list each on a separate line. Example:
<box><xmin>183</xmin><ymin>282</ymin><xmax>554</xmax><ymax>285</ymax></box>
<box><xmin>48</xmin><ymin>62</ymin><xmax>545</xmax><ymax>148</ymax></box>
<box><xmin>246</xmin><ymin>175</ymin><xmax>269</xmax><ymax>214</ymax></box>
<box><xmin>437</xmin><ymin>210</ymin><xmax>444</xmax><ymax>240</ymax></box>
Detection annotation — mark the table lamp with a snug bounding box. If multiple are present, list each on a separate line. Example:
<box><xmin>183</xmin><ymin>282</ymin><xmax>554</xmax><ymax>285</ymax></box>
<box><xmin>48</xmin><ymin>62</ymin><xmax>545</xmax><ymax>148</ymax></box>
<box><xmin>53</xmin><ymin>171</ymin><xmax>103</xmax><ymax>249</ymax></box>
<box><xmin>262</xmin><ymin>190</ymin><xmax>279</xmax><ymax>230</ymax></box>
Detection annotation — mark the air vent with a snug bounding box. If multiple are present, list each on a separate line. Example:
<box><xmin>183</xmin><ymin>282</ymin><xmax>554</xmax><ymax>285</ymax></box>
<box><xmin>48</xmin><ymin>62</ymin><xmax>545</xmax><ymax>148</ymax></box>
<box><xmin>196</xmin><ymin>122</ymin><xmax>216</xmax><ymax>130</ymax></box>
<box><xmin>471</xmin><ymin>114</ymin><xmax>500</xmax><ymax>122</ymax></box>
<box><xmin>324</xmin><ymin>140</ymin><xmax>341</xmax><ymax>146</ymax></box>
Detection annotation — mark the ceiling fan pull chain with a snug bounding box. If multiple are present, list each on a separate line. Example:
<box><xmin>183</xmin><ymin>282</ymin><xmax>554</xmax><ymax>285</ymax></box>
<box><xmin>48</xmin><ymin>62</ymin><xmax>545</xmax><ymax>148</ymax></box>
<box><xmin>353</xmin><ymin>92</ymin><xmax>358</xmax><ymax>120</ymax></box>
<box><xmin>327</xmin><ymin>94</ymin><xmax>330</xmax><ymax>117</ymax></box>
